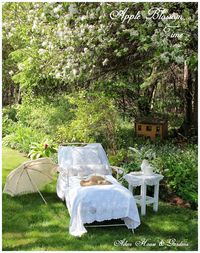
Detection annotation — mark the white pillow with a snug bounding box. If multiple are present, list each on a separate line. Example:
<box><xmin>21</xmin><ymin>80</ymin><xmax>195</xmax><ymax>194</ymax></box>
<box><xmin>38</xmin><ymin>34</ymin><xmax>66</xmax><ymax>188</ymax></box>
<box><xmin>58</xmin><ymin>144</ymin><xmax>112</xmax><ymax>176</ymax></box>
<box><xmin>71</xmin><ymin>147</ymin><xmax>102</xmax><ymax>165</ymax></box>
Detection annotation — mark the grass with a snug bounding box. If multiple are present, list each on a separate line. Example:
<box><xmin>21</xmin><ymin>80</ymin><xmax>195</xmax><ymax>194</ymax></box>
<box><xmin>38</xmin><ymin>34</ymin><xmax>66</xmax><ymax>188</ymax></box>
<box><xmin>2</xmin><ymin>147</ymin><xmax>198</xmax><ymax>251</ymax></box>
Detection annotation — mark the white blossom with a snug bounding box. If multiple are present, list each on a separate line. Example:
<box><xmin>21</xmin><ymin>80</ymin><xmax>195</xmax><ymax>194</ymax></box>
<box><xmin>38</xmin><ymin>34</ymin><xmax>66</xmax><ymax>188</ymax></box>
<box><xmin>130</xmin><ymin>29</ymin><xmax>139</xmax><ymax>36</ymax></box>
<box><xmin>41</xmin><ymin>13</ymin><xmax>45</xmax><ymax>19</ymax></box>
<box><xmin>58</xmin><ymin>30</ymin><xmax>63</xmax><ymax>38</ymax></box>
<box><xmin>69</xmin><ymin>4</ymin><xmax>78</xmax><ymax>15</ymax></box>
<box><xmin>48</xmin><ymin>42</ymin><xmax>54</xmax><ymax>50</ymax></box>
<box><xmin>53</xmin><ymin>5</ymin><xmax>62</xmax><ymax>14</ymax></box>
<box><xmin>175</xmin><ymin>56</ymin><xmax>184</xmax><ymax>64</ymax></box>
<box><xmin>83</xmin><ymin>48</ymin><xmax>88</xmax><ymax>53</ymax></box>
<box><xmin>102</xmin><ymin>58</ymin><xmax>108</xmax><ymax>66</ymax></box>
<box><xmin>38</xmin><ymin>49</ymin><xmax>46</xmax><ymax>55</ymax></box>
<box><xmin>42</xmin><ymin>41</ymin><xmax>48</xmax><ymax>47</ymax></box>
<box><xmin>55</xmin><ymin>72</ymin><xmax>61</xmax><ymax>79</ymax></box>
<box><xmin>18</xmin><ymin>63</ymin><xmax>24</xmax><ymax>71</ymax></box>
<box><xmin>32</xmin><ymin>20</ymin><xmax>37</xmax><ymax>31</ymax></box>
<box><xmin>81</xmin><ymin>16</ymin><xmax>87</xmax><ymax>21</ymax></box>
<box><xmin>72</xmin><ymin>69</ymin><xmax>77</xmax><ymax>76</ymax></box>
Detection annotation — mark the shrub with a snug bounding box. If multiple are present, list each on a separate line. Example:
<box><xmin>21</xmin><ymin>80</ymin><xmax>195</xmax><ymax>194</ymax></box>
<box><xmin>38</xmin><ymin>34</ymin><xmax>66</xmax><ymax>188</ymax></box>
<box><xmin>3</xmin><ymin>124</ymin><xmax>47</xmax><ymax>153</ymax></box>
<box><xmin>28</xmin><ymin>139</ymin><xmax>57</xmax><ymax>159</ymax></box>
<box><xmin>2</xmin><ymin>106</ymin><xmax>18</xmax><ymax>137</ymax></box>
<box><xmin>15</xmin><ymin>95</ymin><xmax>73</xmax><ymax>136</ymax></box>
<box><xmin>123</xmin><ymin>142</ymin><xmax>198</xmax><ymax>208</ymax></box>
<box><xmin>158</xmin><ymin>144</ymin><xmax>198</xmax><ymax>208</ymax></box>
<box><xmin>2</xmin><ymin>115</ymin><xmax>15</xmax><ymax>137</ymax></box>
<box><xmin>116</xmin><ymin>120</ymin><xmax>135</xmax><ymax>149</ymax></box>
<box><xmin>108</xmin><ymin>149</ymin><xmax>128</xmax><ymax>166</ymax></box>
<box><xmin>55</xmin><ymin>91</ymin><xmax>119</xmax><ymax>151</ymax></box>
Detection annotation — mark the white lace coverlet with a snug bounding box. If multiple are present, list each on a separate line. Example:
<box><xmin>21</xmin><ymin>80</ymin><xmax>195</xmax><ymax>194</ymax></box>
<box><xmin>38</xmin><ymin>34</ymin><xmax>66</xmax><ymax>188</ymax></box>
<box><xmin>57</xmin><ymin>175</ymin><xmax>141</xmax><ymax>236</ymax></box>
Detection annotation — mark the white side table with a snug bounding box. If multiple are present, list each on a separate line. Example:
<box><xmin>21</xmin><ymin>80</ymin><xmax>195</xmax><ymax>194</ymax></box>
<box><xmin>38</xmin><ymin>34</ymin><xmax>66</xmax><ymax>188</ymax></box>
<box><xmin>124</xmin><ymin>172</ymin><xmax>164</xmax><ymax>216</ymax></box>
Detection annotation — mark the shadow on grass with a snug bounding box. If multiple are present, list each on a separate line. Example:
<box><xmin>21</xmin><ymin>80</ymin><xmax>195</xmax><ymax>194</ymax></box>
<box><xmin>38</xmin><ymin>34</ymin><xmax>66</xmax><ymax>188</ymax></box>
<box><xmin>3</xmin><ymin>193</ymin><xmax>198</xmax><ymax>251</ymax></box>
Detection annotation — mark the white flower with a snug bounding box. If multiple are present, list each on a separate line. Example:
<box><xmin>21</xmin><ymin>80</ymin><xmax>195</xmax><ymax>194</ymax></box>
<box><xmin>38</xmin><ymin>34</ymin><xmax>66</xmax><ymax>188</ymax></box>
<box><xmin>41</xmin><ymin>13</ymin><xmax>45</xmax><ymax>18</ymax></box>
<box><xmin>130</xmin><ymin>29</ymin><xmax>139</xmax><ymax>36</ymax></box>
<box><xmin>38</xmin><ymin>49</ymin><xmax>46</xmax><ymax>55</ymax></box>
<box><xmin>90</xmin><ymin>13</ymin><xmax>95</xmax><ymax>19</ymax></box>
<box><xmin>83</xmin><ymin>48</ymin><xmax>88</xmax><ymax>53</ymax></box>
<box><xmin>42</xmin><ymin>41</ymin><xmax>47</xmax><ymax>47</ymax></box>
<box><xmin>7</xmin><ymin>32</ymin><xmax>12</xmax><ymax>38</ymax></box>
<box><xmin>58</xmin><ymin>30</ymin><xmax>63</xmax><ymax>37</ymax></box>
<box><xmin>48</xmin><ymin>42</ymin><xmax>54</xmax><ymax>50</ymax></box>
<box><xmin>69</xmin><ymin>4</ymin><xmax>78</xmax><ymax>15</ymax></box>
<box><xmin>81</xmin><ymin>16</ymin><xmax>87</xmax><ymax>21</ymax></box>
<box><xmin>160</xmin><ymin>53</ymin><xmax>169</xmax><ymax>63</ymax></box>
<box><xmin>175</xmin><ymin>56</ymin><xmax>184</xmax><ymax>64</ymax></box>
<box><xmin>53</xmin><ymin>5</ymin><xmax>62</xmax><ymax>14</ymax></box>
<box><xmin>28</xmin><ymin>57</ymin><xmax>33</xmax><ymax>63</ymax></box>
<box><xmin>18</xmin><ymin>63</ymin><xmax>24</xmax><ymax>70</ymax></box>
<box><xmin>55</xmin><ymin>72</ymin><xmax>61</xmax><ymax>79</ymax></box>
<box><xmin>102</xmin><ymin>58</ymin><xmax>108</xmax><ymax>66</ymax></box>
<box><xmin>9</xmin><ymin>70</ymin><xmax>14</xmax><ymax>76</ymax></box>
<box><xmin>72</xmin><ymin>69</ymin><xmax>77</xmax><ymax>76</ymax></box>
<box><xmin>32</xmin><ymin>20</ymin><xmax>37</xmax><ymax>31</ymax></box>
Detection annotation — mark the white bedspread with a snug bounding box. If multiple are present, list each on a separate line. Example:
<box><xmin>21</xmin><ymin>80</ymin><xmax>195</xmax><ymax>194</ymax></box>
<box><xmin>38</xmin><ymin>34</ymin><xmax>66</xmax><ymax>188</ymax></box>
<box><xmin>57</xmin><ymin>174</ymin><xmax>140</xmax><ymax>237</ymax></box>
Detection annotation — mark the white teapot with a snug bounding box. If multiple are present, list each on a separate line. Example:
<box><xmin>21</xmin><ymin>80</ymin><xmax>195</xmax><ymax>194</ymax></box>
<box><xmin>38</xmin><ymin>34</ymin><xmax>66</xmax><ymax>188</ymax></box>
<box><xmin>141</xmin><ymin>159</ymin><xmax>154</xmax><ymax>176</ymax></box>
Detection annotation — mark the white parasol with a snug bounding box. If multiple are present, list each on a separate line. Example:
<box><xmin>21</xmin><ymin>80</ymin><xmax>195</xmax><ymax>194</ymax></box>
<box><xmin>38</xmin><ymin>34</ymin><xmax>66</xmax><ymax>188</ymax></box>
<box><xmin>3</xmin><ymin>158</ymin><xmax>58</xmax><ymax>204</ymax></box>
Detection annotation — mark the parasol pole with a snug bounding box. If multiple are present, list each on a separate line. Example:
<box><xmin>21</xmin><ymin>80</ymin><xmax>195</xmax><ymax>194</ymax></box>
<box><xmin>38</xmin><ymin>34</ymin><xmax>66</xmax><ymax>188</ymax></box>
<box><xmin>25</xmin><ymin>170</ymin><xmax>47</xmax><ymax>204</ymax></box>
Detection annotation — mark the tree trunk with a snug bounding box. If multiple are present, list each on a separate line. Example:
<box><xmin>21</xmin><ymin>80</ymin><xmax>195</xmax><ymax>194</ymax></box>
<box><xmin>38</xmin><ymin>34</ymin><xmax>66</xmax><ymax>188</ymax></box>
<box><xmin>182</xmin><ymin>62</ymin><xmax>193</xmax><ymax>136</ymax></box>
<box><xmin>122</xmin><ymin>90</ymin><xmax>126</xmax><ymax>121</ymax></box>
<box><xmin>193</xmin><ymin>70</ymin><xmax>198</xmax><ymax>135</ymax></box>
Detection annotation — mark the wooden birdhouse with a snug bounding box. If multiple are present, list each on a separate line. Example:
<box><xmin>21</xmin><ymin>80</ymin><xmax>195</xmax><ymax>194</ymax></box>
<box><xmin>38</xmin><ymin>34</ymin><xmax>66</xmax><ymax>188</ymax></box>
<box><xmin>135</xmin><ymin>114</ymin><xmax>168</xmax><ymax>140</ymax></box>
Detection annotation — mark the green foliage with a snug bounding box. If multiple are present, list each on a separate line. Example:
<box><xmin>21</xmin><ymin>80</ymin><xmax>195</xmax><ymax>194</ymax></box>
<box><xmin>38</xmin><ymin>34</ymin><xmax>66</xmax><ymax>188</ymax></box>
<box><xmin>2</xmin><ymin>115</ymin><xmax>15</xmax><ymax>138</ymax></box>
<box><xmin>108</xmin><ymin>149</ymin><xmax>127</xmax><ymax>166</ymax></box>
<box><xmin>2</xmin><ymin>106</ymin><xmax>17</xmax><ymax>121</ymax></box>
<box><xmin>2</xmin><ymin>106</ymin><xmax>18</xmax><ymax>137</ymax></box>
<box><xmin>115</xmin><ymin>120</ymin><xmax>135</xmax><ymax>149</ymax></box>
<box><xmin>3</xmin><ymin>125</ymin><xmax>46</xmax><ymax>153</ymax></box>
<box><xmin>15</xmin><ymin>95</ymin><xmax>73</xmax><ymax>135</ymax></box>
<box><xmin>55</xmin><ymin>91</ymin><xmax>118</xmax><ymax>150</ymax></box>
<box><xmin>157</xmin><ymin>144</ymin><xmax>198</xmax><ymax>208</ymax></box>
<box><xmin>28</xmin><ymin>140</ymin><xmax>57</xmax><ymax>159</ymax></box>
<box><xmin>123</xmin><ymin>142</ymin><xmax>198</xmax><ymax>207</ymax></box>
<box><xmin>129</xmin><ymin>145</ymin><xmax>156</xmax><ymax>161</ymax></box>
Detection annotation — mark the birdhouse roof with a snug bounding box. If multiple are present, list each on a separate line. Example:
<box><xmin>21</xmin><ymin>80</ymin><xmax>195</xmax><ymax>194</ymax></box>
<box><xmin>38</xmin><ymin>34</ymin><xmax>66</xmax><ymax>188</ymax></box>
<box><xmin>135</xmin><ymin>114</ymin><xmax>168</xmax><ymax>125</ymax></box>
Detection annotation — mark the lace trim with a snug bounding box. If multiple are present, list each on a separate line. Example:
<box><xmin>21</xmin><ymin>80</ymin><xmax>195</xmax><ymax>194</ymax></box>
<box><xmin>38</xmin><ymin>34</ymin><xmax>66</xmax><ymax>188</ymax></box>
<box><xmin>124</xmin><ymin>174</ymin><xmax>163</xmax><ymax>186</ymax></box>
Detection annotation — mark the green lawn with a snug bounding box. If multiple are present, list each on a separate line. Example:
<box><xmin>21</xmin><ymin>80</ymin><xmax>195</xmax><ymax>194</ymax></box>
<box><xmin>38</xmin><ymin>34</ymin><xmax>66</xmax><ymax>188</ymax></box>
<box><xmin>2</xmin><ymin>147</ymin><xmax>198</xmax><ymax>251</ymax></box>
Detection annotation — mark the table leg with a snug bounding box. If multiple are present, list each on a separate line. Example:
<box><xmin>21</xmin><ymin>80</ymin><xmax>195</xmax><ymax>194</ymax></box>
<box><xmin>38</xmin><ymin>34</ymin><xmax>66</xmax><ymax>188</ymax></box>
<box><xmin>128</xmin><ymin>184</ymin><xmax>133</xmax><ymax>194</ymax></box>
<box><xmin>153</xmin><ymin>183</ymin><xmax>159</xmax><ymax>212</ymax></box>
<box><xmin>141</xmin><ymin>183</ymin><xmax>146</xmax><ymax>215</ymax></box>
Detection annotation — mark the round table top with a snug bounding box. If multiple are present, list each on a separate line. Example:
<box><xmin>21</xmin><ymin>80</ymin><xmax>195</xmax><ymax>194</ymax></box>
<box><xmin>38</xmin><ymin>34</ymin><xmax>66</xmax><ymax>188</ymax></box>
<box><xmin>124</xmin><ymin>172</ymin><xmax>164</xmax><ymax>186</ymax></box>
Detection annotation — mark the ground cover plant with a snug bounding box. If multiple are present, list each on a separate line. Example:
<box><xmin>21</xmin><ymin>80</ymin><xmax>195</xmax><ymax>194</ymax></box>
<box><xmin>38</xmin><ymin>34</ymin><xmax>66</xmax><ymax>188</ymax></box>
<box><xmin>2</xmin><ymin>147</ymin><xmax>198</xmax><ymax>251</ymax></box>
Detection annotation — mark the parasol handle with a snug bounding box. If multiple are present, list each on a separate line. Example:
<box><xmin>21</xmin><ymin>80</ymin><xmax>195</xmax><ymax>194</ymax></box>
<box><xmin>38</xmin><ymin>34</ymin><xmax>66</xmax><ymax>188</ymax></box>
<box><xmin>25</xmin><ymin>170</ymin><xmax>47</xmax><ymax>204</ymax></box>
